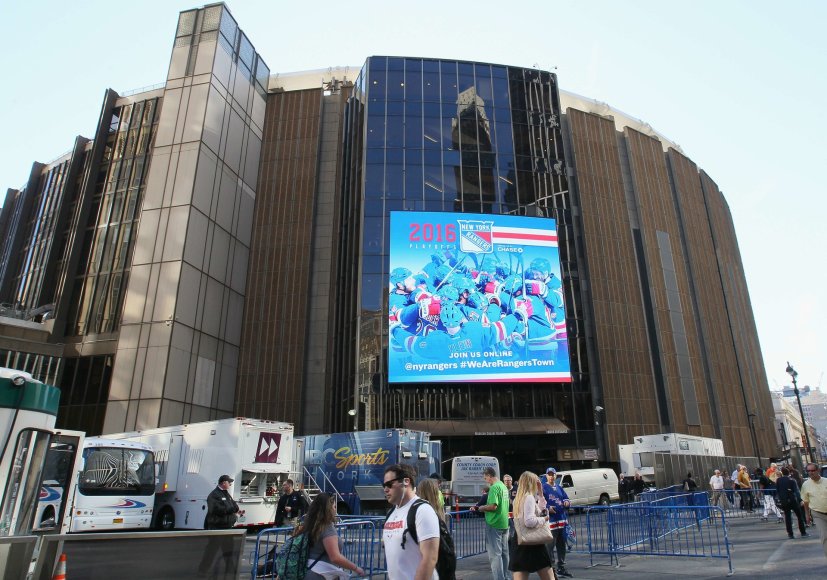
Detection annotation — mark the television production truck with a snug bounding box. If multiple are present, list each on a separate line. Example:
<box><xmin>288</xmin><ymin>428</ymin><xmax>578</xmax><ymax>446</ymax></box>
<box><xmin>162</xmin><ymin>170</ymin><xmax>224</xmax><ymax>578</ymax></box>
<box><xmin>298</xmin><ymin>429</ymin><xmax>441</xmax><ymax>515</ymax></box>
<box><xmin>105</xmin><ymin>417</ymin><xmax>296</xmax><ymax>530</ymax></box>
<box><xmin>618</xmin><ymin>433</ymin><xmax>725</xmax><ymax>482</ymax></box>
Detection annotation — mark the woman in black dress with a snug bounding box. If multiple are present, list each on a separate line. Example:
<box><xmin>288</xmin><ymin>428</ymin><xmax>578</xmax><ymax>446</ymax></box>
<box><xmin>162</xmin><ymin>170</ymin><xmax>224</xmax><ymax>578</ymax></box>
<box><xmin>509</xmin><ymin>471</ymin><xmax>555</xmax><ymax>579</ymax></box>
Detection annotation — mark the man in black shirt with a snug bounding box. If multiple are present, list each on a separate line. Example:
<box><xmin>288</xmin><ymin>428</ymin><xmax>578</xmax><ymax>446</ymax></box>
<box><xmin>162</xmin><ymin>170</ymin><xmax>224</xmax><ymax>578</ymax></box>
<box><xmin>199</xmin><ymin>474</ymin><xmax>244</xmax><ymax>576</ymax></box>
<box><xmin>275</xmin><ymin>479</ymin><xmax>307</xmax><ymax>526</ymax></box>
<box><xmin>777</xmin><ymin>467</ymin><xmax>809</xmax><ymax>539</ymax></box>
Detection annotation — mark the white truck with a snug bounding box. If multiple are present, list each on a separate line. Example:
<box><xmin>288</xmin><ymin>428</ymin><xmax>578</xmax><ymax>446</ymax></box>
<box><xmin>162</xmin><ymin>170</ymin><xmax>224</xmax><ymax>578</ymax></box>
<box><xmin>618</xmin><ymin>433</ymin><xmax>725</xmax><ymax>482</ymax></box>
<box><xmin>105</xmin><ymin>417</ymin><xmax>295</xmax><ymax>530</ymax></box>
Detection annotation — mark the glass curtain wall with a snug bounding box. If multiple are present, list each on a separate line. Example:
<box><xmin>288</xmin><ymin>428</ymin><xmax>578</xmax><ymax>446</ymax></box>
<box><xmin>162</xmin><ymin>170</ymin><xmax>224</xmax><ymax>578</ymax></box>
<box><xmin>336</xmin><ymin>57</ymin><xmax>591</xmax><ymax>446</ymax></box>
<box><xmin>64</xmin><ymin>97</ymin><xmax>160</xmax><ymax>336</ymax></box>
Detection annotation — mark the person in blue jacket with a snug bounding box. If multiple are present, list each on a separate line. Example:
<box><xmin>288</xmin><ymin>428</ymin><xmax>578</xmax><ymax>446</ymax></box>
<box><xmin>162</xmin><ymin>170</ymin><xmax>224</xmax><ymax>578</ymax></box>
<box><xmin>542</xmin><ymin>467</ymin><xmax>572</xmax><ymax>578</ymax></box>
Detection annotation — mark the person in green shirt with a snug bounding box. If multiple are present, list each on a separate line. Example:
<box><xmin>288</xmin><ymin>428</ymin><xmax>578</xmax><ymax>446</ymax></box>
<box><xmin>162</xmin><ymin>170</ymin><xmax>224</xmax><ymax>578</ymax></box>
<box><xmin>477</xmin><ymin>466</ymin><xmax>510</xmax><ymax>580</ymax></box>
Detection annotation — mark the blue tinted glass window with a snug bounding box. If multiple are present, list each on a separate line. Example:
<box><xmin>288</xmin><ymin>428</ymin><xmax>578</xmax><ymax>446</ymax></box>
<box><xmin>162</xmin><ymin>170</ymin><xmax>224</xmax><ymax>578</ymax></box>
<box><xmin>366</xmin><ymin>148</ymin><xmax>384</xmax><ymax>164</ymax></box>
<box><xmin>386</xmin><ymin>165</ymin><xmax>403</xmax><ymax>197</ymax></box>
<box><xmin>366</xmin><ymin>118</ymin><xmax>385</xmax><ymax>148</ymax></box>
<box><xmin>441</xmin><ymin>116</ymin><xmax>456</xmax><ymax>149</ymax></box>
<box><xmin>440</xmin><ymin>61</ymin><xmax>458</xmax><ymax>101</ymax></box>
<box><xmin>405</xmin><ymin>101</ymin><xmax>421</xmax><ymax>117</ymax></box>
<box><xmin>363</xmin><ymin>217</ymin><xmax>384</xmax><ymax>248</ymax></box>
<box><xmin>386</xmin><ymin>148</ymin><xmax>404</xmax><ymax>165</ymax></box>
<box><xmin>492</xmin><ymin>77</ymin><xmax>510</xmax><ymax>108</ymax></box>
<box><xmin>406</xmin><ymin>118</ymin><xmax>423</xmax><ymax>148</ymax></box>
<box><xmin>365</xmin><ymin>163</ymin><xmax>384</xmax><ymax>196</ymax></box>
<box><xmin>386</xmin><ymin>101</ymin><xmax>404</xmax><ymax>115</ymax></box>
<box><xmin>423</xmin><ymin>73</ymin><xmax>440</xmax><ymax>101</ymax></box>
<box><xmin>423</xmin><ymin>59</ymin><xmax>440</xmax><ymax>73</ymax></box>
<box><xmin>495</xmin><ymin>122</ymin><xmax>514</xmax><ymax>157</ymax></box>
<box><xmin>492</xmin><ymin>65</ymin><xmax>508</xmax><ymax>79</ymax></box>
<box><xmin>387</xmin><ymin>70</ymin><xmax>404</xmax><ymax>99</ymax></box>
<box><xmin>405</xmin><ymin>166</ymin><xmax>423</xmax><ymax>199</ymax></box>
<box><xmin>443</xmin><ymin>165</ymin><xmax>459</xmax><ymax>198</ymax></box>
<box><xmin>458</xmin><ymin>74</ymin><xmax>474</xmax><ymax>94</ymax></box>
<box><xmin>423</xmin><ymin>116</ymin><xmax>441</xmax><ymax>147</ymax></box>
<box><xmin>405</xmin><ymin>149</ymin><xmax>422</xmax><ymax>167</ymax></box>
<box><xmin>370</xmin><ymin>56</ymin><xmax>387</xmax><ymax>73</ymax></box>
<box><xmin>387</xmin><ymin>57</ymin><xmax>404</xmax><ymax>71</ymax></box>
<box><xmin>386</xmin><ymin>115</ymin><xmax>404</xmax><ymax>147</ymax></box>
<box><xmin>424</xmin><ymin>164</ymin><xmax>443</xmax><ymax>193</ymax></box>
<box><xmin>423</xmin><ymin>149</ymin><xmax>442</xmax><ymax>166</ymax></box>
<box><xmin>405</xmin><ymin>66</ymin><xmax>422</xmax><ymax>101</ymax></box>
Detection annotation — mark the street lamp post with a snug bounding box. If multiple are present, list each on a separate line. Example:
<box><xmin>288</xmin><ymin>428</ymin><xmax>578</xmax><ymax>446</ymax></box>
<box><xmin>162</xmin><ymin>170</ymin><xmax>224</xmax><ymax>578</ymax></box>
<box><xmin>786</xmin><ymin>362</ymin><xmax>810</xmax><ymax>463</ymax></box>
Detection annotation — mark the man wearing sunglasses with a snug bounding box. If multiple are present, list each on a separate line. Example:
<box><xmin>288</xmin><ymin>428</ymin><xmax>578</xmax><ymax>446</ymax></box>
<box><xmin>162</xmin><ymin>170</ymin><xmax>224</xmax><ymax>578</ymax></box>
<box><xmin>801</xmin><ymin>463</ymin><xmax>827</xmax><ymax>559</ymax></box>
<box><xmin>382</xmin><ymin>464</ymin><xmax>440</xmax><ymax>579</ymax></box>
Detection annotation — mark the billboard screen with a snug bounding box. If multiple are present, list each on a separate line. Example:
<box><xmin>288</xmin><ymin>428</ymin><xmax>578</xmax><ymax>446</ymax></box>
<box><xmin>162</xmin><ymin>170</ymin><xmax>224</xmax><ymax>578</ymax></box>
<box><xmin>388</xmin><ymin>211</ymin><xmax>571</xmax><ymax>383</ymax></box>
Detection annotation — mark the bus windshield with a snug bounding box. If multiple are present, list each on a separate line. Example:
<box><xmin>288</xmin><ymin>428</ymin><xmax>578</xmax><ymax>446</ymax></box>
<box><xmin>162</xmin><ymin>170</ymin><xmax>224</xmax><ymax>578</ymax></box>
<box><xmin>79</xmin><ymin>447</ymin><xmax>155</xmax><ymax>496</ymax></box>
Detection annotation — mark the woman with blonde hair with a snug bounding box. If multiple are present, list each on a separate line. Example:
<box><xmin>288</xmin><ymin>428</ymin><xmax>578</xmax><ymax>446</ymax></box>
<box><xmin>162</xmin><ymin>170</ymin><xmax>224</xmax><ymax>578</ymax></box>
<box><xmin>508</xmin><ymin>471</ymin><xmax>555</xmax><ymax>579</ymax></box>
<box><xmin>418</xmin><ymin>477</ymin><xmax>446</xmax><ymax>522</ymax></box>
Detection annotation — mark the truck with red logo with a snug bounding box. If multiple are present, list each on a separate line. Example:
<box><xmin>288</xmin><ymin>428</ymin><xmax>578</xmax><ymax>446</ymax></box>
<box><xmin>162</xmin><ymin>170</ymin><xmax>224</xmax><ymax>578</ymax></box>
<box><xmin>298</xmin><ymin>429</ymin><xmax>440</xmax><ymax>515</ymax></box>
<box><xmin>105</xmin><ymin>418</ymin><xmax>295</xmax><ymax>530</ymax></box>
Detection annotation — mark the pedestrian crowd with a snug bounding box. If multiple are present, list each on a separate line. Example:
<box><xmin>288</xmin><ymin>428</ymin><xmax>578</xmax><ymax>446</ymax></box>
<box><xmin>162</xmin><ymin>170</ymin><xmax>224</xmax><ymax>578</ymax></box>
<box><xmin>250</xmin><ymin>460</ymin><xmax>826</xmax><ymax>579</ymax></box>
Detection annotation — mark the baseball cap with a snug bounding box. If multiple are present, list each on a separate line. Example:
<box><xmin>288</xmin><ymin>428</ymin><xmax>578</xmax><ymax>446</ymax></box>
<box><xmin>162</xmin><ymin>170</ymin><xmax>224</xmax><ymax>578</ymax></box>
<box><xmin>546</xmin><ymin>467</ymin><xmax>557</xmax><ymax>475</ymax></box>
<box><xmin>218</xmin><ymin>474</ymin><xmax>234</xmax><ymax>484</ymax></box>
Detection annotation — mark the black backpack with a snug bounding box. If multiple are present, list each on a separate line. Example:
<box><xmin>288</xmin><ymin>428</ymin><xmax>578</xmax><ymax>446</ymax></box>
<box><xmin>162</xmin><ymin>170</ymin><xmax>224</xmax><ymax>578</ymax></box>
<box><xmin>385</xmin><ymin>499</ymin><xmax>457</xmax><ymax>579</ymax></box>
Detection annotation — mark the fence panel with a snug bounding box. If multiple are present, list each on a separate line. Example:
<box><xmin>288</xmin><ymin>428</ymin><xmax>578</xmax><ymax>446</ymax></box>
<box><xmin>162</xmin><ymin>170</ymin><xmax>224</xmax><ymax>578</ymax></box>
<box><xmin>584</xmin><ymin>505</ymin><xmax>732</xmax><ymax>575</ymax></box>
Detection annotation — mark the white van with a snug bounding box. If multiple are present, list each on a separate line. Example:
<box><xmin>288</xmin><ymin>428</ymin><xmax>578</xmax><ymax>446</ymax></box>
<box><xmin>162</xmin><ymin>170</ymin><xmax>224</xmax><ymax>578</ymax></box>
<box><xmin>554</xmin><ymin>468</ymin><xmax>618</xmax><ymax>507</ymax></box>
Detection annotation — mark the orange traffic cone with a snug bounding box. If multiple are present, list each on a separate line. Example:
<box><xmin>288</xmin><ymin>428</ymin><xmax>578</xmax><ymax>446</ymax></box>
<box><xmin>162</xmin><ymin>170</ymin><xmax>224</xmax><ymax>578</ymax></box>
<box><xmin>52</xmin><ymin>553</ymin><xmax>67</xmax><ymax>580</ymax></box>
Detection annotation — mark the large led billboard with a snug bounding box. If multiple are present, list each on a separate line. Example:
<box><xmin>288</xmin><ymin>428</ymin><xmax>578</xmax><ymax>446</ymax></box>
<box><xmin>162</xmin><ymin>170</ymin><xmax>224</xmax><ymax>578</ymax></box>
<box><xmin>388</xmin><ymin>211</ymin><xmax>571</xmax><ymax>383</ymax></box>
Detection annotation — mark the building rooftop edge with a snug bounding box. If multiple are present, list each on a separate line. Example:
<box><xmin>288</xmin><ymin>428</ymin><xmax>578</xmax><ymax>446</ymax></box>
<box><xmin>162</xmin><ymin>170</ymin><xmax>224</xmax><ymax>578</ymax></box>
<box><xmin>265</xmin><ymin>65</ymin><xmax>682</xmax><ymax>154</ymax></box>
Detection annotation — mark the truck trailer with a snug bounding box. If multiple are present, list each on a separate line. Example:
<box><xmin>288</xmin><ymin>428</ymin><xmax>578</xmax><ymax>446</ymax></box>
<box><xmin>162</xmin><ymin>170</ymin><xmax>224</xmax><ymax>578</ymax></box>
<box><xmin>618</xmin><ymin>433</ymin><xmax>725</xmax><ymax>482</ymax></box>
<box><xmin>105</xmin><ymin>417</ymin><xmax>294</xmax><ymax>529</ymax></box>
<box><xmin>298</xmin><ymin>429</ymin><xmax>440</xmax><ymax>515</ymax></box>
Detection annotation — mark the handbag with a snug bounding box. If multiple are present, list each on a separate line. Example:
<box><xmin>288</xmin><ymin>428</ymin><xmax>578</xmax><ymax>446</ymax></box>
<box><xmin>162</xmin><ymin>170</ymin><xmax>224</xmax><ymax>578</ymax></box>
<box><xmin>514</xmin><ymin>508</ymin><xmax>554</xmax><ymax>545</ymax></box>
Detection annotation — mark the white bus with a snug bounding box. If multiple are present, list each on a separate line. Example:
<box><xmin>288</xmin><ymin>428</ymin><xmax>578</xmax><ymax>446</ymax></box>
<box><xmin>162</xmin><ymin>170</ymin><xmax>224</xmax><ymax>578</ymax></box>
<box><xmin>1</xmin><ymin>369</ymin><xmax>83</xmax><ymax>536</ymax></box>
<box><xmin>35</xmin><ymin>437</ymin><xmax>156</xmax><ymax>532</ymax></box>
<box><xmin>448</xmin><ymin>456</ymin><xmax>500</xmax><ymax>508</ymax></box>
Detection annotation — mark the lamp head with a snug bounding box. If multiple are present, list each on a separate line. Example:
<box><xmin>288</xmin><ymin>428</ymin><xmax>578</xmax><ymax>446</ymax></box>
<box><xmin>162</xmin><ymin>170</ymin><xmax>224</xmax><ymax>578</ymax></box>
<box><xmin>785</xmin><ymin>362</ymin><xmax>798</xmax><ymax>379</ymax></box>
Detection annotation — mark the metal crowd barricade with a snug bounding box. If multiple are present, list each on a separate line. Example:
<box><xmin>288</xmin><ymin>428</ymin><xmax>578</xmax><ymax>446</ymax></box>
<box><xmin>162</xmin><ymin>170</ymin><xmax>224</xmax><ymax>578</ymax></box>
<box><xmin>446</xmin><ymin>509</ymin><xmax>487</xmax><ymax>559</ymax></box>
<box><xmin>585</xmin><ymin>504</ymin><xmax>733</xmax><ymax>576</ymax></box>
<box><xmin>250</xmin><ymin>519</ymin><xmax>382</xmax><ymax>579</ymax></box>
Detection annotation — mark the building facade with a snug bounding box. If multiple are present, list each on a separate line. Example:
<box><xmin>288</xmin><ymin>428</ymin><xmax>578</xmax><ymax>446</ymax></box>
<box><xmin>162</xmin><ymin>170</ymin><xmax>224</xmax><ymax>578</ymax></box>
<box><xmin>0</xmin><ymin>2</ymin><xmax>777</xmax><ymax>471</ymax></box>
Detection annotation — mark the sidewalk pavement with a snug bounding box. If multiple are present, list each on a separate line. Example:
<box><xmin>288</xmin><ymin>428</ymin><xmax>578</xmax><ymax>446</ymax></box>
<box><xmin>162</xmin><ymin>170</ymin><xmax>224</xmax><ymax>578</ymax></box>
<box><xmin>455</xmin><ymin>518</ymin><xmax>826</xmax><ymax>578</ymax></box>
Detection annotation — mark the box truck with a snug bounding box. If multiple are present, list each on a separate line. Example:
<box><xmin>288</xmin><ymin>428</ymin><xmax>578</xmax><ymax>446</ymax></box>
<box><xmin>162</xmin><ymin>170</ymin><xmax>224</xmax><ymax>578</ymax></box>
<box><xmin>106</xmin><ymin>417</ymin><xmax>294</xmax><ymax>529</ymax></box>
<box><xmin>298</xmin><ymin>429</ymin><xmax>440</xmax><ymax>515</ymax></box>
<box><xmin>448</xmin><ymin>455</ymin><xmax>500</xmax><ymax>508</ymax></box>
<box><xmin>618</xmin><ymin>433</ymin><xmax>725</xmax><ymax>482</ymax></box>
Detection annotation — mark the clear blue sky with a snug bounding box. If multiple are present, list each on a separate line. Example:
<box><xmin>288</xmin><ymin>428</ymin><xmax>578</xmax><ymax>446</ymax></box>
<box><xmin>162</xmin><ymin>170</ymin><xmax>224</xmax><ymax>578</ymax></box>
<box><xmin>2</xmin><ymin>0</ymin><xmax>825</xmax><ymax>391</ymax></box>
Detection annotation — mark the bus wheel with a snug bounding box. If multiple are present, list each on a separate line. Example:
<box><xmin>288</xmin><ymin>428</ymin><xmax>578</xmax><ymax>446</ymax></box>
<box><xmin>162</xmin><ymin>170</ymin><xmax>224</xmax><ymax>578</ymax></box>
<box><xmin>598</xmin><ymin>494</ymin><xmax>611</xmax><ymax>506</ymax></box>
<box><xmin>157</xmin><ymin>507</ymin><xmax>175</xmax><ymax>530</ymax></box>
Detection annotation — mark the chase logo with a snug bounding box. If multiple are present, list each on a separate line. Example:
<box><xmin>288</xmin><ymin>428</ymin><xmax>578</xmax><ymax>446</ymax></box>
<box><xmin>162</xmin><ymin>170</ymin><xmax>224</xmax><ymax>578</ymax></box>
<box><xmin>255</xmin><ymin>432</ymin><xmax>282</xmax><ymax>463</ymax></box>
<box><xmin>457</xmin><ymin>220</ymin><xmax>494</xmax><ymax>254</ymax></box>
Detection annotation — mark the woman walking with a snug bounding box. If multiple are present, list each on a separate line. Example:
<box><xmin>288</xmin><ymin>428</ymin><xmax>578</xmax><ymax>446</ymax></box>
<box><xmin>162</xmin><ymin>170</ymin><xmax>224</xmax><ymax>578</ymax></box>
<box><xmin>304</xmin><ymin>493</ymin><xmax>366</xmax><ymax>579</ymax></box>
<box><xmin>509</xmin><ymin>471</ymin><xmax>556</xmax><ymax>579</ymax></box>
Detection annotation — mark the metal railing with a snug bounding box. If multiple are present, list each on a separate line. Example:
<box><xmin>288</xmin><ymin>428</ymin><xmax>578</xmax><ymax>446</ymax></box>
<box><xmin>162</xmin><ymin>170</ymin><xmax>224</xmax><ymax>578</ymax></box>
<box><xmin>251</xmin><ymin>519</ymin><xmax>382</xmax><ymax>579</ymax></box>
<box><xmin>585</xmin><ymin>504</ymin><xmax>733</xmax><ymax>575</ymax></box>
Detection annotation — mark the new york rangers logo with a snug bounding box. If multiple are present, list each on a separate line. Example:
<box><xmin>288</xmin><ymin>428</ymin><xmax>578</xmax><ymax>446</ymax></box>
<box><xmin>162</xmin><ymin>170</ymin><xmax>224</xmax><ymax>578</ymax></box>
<box><xmin>255</xmin><ymin>432</ymin><xmax>282</xmax><ymax>463</ymax></box>
<box><xmin>457</xmin><ymin>220</ymin><xmax>494</xmax><ymax>254</ymax></box>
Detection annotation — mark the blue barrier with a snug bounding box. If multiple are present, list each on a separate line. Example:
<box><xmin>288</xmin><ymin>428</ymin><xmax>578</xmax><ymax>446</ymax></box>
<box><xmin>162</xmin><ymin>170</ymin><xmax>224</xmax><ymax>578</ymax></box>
<box><xmin>251</xmin><ymin>519</ymin><xmax>381</xmax><ymax>579</ymax></box>
<box><xmin>585</xmin><ymin>505</ymin><xmax>733</xmax><ymax>576</ymax></box>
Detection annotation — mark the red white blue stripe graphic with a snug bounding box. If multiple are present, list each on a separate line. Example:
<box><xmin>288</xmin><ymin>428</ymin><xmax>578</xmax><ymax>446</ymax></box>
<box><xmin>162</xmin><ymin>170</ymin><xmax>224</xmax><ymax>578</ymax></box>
<box><xmin>493</xmin><ymin>226</ymin><xmax>558</xmax><ymax>247</ymax></box>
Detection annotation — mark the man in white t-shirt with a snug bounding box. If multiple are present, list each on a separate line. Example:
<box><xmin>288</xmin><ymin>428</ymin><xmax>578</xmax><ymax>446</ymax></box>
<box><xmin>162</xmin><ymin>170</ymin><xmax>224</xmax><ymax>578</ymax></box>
<box><xmin>709</xmin><ymin>469</ymin><xmax>729</xmax><ymax>509</ymax></box>
<box><xmin>382</xmin><ymin>463</ymin><xmax>440</xmax><ymax>580</ymax></box>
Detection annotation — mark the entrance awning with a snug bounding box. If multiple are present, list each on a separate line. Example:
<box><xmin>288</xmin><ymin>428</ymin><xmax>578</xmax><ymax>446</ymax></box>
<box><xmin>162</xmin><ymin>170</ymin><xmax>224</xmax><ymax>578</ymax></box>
<box><xmin>403</xmin><ymin>418</ymin><xmax>569</xmax><ymax>437</ymax></box>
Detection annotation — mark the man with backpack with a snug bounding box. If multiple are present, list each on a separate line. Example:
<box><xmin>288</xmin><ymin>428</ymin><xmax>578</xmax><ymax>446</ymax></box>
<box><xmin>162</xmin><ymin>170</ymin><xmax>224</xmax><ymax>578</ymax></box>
<box><xmin>382</xmin><ymin>464</ymin><xmax>441</xmax><ymax>579</ymax></box>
